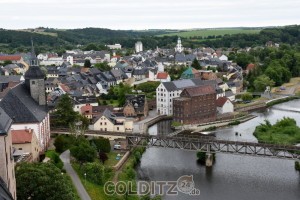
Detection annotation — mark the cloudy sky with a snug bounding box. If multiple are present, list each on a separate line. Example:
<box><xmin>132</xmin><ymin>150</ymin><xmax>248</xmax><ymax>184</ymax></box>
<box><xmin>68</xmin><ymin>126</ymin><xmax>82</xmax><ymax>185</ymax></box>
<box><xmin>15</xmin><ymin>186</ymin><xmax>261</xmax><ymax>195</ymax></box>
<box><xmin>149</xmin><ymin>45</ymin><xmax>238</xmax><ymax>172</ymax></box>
<box><xmin>1</xmin><ymin>0</ymin><xmax>300</xmax><ymax>30</ymax></box>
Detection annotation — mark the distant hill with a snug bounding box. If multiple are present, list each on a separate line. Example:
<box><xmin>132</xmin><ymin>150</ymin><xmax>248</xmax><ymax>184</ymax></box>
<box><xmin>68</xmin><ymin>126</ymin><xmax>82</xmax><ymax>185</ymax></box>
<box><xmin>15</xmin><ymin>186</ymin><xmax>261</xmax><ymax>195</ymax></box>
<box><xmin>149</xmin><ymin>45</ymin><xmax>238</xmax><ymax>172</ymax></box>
<box><xmin>0</xmin><ymin>25</ymin><xmax>299</xmax><ymax>53</ymax></box>
<box><xmin>157</xmin><ymin>28</ymin><xmax>262</xmax><ymax>38</ymax></box>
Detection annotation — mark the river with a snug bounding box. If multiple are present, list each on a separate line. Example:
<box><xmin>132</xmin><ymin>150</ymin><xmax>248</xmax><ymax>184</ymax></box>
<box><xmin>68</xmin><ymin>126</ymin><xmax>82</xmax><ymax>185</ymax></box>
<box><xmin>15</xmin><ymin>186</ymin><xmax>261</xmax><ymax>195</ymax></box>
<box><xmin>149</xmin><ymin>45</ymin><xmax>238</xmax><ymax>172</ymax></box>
<box><xmin>137</xmin><ymin>99</ymin><xmax>300</xmax><ymax>200</ymax></box>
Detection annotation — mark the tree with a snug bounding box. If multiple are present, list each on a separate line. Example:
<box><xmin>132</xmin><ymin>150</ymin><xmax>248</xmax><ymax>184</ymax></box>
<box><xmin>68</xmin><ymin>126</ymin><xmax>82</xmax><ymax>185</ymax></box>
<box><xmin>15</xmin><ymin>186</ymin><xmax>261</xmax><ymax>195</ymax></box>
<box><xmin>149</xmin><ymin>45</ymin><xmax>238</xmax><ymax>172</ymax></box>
<box><xmin>51</xmin><ymin>94</ymin><xmax>78</xmax><ymax>127</ymax></box>
<box><xmin>253</xmin><ymin>75</ymin><xmax>275</xmax><ymax>92</ymax></box>
<box><xmin>16</xmin><ymin>163</ymin><xmax>77</xmax><ymax>200</ymax></box>
<box><xmin>51</xmin><ymin>94</ymin><xmax>89</xmax><ymax>131</ymax></box>
<box><xmin>191</xmin><ymin>58</ymin><xmax>201</xmax><ymax>70</ymax></box>
<box><xmin>99</xmin><ymin>152</ymin><xmax>108</xmax><ymax>164</ymax></box>
<box><xmin>84</xmin><ymin>59</ymin><xmax>91</xmax><ymax>68</ymax></box>
<box><xmin>94</xmin><ymin>62</ymin><xmax>111</xmax><ymax>71</ymax></box>
<box><xmin>91</xmin><ymin>137</ymin><xmax>111</xmax><ymax>153</ymax></box>
<box><xmin>70</xmin><ymin>142</ymin><xmax>96</xmax><ymax>164</ymax></box>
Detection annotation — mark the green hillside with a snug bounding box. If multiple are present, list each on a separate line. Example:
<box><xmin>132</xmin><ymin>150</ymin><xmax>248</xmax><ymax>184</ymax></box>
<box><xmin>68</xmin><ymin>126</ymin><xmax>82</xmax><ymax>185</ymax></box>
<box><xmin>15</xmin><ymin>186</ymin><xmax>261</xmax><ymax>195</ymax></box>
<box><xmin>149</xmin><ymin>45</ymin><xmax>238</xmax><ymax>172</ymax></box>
<box><xmin>158</xmin><ymin>28</ymin><xmax>261</xmax><ymax>38</ymax></box>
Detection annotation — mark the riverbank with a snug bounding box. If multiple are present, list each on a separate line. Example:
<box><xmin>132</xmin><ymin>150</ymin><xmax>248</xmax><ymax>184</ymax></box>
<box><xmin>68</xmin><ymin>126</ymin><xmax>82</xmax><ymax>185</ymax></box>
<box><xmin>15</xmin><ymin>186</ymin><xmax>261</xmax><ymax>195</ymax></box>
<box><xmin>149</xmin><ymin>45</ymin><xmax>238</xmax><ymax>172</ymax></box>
<box><xmin>173</xmin><ymin>114</ymin><xmax>256</xmax><ymax>132</ymax></box>
<box><xmin>266</xmin><ymin>96</ymin><xmax>299</xmax><ymax>107</ymax></box>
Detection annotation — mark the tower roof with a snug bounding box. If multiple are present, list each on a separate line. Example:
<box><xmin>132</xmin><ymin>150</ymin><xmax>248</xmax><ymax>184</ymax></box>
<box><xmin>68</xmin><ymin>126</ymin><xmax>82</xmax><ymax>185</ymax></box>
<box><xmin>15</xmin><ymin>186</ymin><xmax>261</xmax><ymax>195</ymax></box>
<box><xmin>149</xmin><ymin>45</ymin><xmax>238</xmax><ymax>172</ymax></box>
<box><xmin>25</xmin><ymin>39</ymin><xmax>45</xmax><ymax>79</ymax></box>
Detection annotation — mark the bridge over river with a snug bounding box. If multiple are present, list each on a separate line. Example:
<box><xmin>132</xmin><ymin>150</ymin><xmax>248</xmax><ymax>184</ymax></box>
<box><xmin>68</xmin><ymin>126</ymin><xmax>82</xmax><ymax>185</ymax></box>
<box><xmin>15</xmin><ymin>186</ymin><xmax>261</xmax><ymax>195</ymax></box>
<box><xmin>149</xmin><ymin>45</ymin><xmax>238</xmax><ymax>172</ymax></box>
<box><xmin>51</xmin><ymin>129</ymin><xmax>300</xmax><ymax>166</ymax></box>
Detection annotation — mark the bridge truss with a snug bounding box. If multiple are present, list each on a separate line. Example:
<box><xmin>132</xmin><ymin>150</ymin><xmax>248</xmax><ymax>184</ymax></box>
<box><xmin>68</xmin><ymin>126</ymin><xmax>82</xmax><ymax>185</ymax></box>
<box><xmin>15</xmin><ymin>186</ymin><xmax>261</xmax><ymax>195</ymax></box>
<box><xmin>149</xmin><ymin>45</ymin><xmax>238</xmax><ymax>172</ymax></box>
<box><xmin>127</xmin><ymin>135</ymin><xmax>300</xmax><ymax>160</ymax></box>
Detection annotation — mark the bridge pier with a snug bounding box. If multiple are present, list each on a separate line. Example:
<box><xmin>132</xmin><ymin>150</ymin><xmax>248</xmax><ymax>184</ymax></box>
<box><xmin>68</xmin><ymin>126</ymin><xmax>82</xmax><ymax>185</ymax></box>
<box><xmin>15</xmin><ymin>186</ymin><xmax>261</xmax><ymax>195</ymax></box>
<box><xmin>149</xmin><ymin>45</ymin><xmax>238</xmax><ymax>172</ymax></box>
<box><xmin>205</xmin><ymin>153</ymin><xmax>213</xmax><ymax>167</ymax></box>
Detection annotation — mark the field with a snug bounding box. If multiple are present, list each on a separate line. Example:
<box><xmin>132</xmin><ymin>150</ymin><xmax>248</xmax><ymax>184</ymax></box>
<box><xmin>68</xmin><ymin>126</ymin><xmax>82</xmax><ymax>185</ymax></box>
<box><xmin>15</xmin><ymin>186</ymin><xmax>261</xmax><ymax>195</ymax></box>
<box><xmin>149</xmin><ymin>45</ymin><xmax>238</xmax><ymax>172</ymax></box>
<box><xmin>158</xmin><ymin>28</ymin><xmax>261</xmax><ymax>38</ymax></box>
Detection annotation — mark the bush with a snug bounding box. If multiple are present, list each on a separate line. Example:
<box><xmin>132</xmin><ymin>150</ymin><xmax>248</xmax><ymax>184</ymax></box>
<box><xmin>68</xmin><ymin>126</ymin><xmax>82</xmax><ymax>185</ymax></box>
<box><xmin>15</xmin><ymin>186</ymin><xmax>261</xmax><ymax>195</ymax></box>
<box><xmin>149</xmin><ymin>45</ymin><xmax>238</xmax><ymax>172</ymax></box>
<box><xmin>241</xmin><ymin>93</ymin><xmax>253</xmax><ymax>101</ymax></box>
<box><xmin>295</xmin><ymin>161</ymin><xmax>300</xmax><ymax>171</ymax></box>
<box><xmin>54</xmin><ymin>135</ymin><xmax>76</xmax><ymax>153</ymax></box>
<box><xmin>196</xmin><ymin>152</ymin><xmax>206</xmax><ymax>163</ymax></box>
<box><xmin>203</xmin><ymin>126</ymin><xmax>216</xmax><ymax>131</ymax></box>
<box><xmin>228</xmin><ymin>120</ymin><xmax>241</xmax><ymax>126</ymax></box>
<box><xmin>45</xmin><ymin>150</ymin><xmax>63</xmax><ymax>169</ymax></box>
<box><xmin>81</xmin><ymin>162</ymin><xmax>105</xmax><ymax>185</ymax></box>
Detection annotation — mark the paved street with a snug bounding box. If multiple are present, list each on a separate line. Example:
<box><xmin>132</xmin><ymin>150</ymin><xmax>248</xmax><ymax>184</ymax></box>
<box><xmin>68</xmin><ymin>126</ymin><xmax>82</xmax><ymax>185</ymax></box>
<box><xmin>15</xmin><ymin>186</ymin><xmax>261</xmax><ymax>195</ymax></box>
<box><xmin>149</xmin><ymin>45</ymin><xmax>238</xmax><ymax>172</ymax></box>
<box><xmin>132</xmin><ymin>110</ymin><xmax>158</xmax><ymax>133</ymax></box>
<box><xmin>60</xmin><ymin>150</ymin><xmax>91</xmax><ymax>200</ymax></box>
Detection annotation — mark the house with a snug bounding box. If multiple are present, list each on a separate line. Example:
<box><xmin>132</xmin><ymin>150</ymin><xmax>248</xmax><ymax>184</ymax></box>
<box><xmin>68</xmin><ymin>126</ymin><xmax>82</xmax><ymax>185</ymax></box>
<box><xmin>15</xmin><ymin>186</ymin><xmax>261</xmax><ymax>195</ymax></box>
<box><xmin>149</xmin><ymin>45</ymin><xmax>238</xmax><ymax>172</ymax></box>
<box><xmin>173</xmin><ymin>85</ymin><xmax>217</xmax><ymax>124</ymax></box>
<box><xmin>0</xmin><ymin>107</ymin><xmax>16</xmax><ymax>199</ymax></box>
<box><xmin>155</xmin><ymin>72</ymin><xmax>171</xmax><ymax>82</ymax></box>
<box><xmin>216</xmin><ymin>97</ymin><xmax>234</xmax><ymax>114</ymax></box>
<box><xmin>89</xmin><ymin>109</ymin><xmax>133</xmax><ymax>132</ymax></box>
<box><xmin>0</xmin><ymin>49</ymin><xmax>50</xmax><ymax>152</ymax></box>
<box><xmin>12</xmin><ymin>129</ymin><xmax>41</xmax><ymax>162</ymax></box>
<box><xmin>72</xmin><ymin>96</ymin><xmax>98</xmax><ymax>112</ymax></box>
<box><xmin>123</xmin><ymin>94</ymin><xmax>148</xmax><ymax>118</ymax></box>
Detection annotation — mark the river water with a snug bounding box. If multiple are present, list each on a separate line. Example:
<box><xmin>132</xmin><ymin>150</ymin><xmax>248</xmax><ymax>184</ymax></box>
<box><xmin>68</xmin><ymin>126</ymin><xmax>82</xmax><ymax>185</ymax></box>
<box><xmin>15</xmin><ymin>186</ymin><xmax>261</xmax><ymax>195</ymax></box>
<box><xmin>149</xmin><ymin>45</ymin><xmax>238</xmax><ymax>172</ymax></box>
<box><xmin>137</xmin><ymin>99</ymin><xmax>300</xmax><ymax>200</ymax></box>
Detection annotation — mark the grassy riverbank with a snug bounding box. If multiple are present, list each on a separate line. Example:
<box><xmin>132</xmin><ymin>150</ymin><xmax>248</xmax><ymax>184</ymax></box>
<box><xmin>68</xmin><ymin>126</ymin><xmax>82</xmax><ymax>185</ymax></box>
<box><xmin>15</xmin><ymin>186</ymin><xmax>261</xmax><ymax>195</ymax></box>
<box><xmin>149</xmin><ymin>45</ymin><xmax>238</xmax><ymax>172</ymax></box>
<box><xmin>266</xmin><ymin>96</ymin><xmax>299</xmax><ymax>107</ymax></box>
<box><xmin>253</xmin><ymin>117</ymin><xmax>300</xmax><ymax>145</ymax></box>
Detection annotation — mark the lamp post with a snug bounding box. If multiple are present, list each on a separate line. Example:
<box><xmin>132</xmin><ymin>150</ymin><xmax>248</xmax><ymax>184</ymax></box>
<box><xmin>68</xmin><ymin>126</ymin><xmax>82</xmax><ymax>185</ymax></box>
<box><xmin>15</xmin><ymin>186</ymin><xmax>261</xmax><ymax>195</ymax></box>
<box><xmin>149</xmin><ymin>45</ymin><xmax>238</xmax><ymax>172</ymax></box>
<box><xmin>84</xmin><ymin>173</ymin><xmax>87</xmax><ymax>185</ymax></box>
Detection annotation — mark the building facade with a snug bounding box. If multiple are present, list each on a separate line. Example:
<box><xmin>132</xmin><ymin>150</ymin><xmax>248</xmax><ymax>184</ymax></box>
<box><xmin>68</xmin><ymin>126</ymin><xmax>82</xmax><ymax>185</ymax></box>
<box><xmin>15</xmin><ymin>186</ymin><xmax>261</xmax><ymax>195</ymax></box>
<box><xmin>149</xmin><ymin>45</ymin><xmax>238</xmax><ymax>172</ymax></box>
<box><xmin>135</xmin><ymin>41</ymin><xmax>143</xmax><ymax>53</ymax></box>
<box><xmin>173</xmin><ymin>85</ymin><xmax>216</xmax><ymax>124</ymax></box>
<box><xmin>0</xmin><ymin>108</ymin><xmax>16</xmax><ymax>199</ymax></box>
<box><xmin>156</xmin><ymin>79</ymin><xmax>221</xmax><ymax>115</ymax></box>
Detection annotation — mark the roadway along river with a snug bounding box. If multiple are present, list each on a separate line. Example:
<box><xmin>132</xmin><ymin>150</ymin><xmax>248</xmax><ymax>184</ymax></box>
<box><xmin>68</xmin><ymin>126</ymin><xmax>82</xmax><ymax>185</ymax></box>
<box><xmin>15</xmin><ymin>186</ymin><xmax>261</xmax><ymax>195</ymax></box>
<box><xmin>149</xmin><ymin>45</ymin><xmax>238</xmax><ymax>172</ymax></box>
<box><xmin>136</xmin><ymin>99</ymin><xmax>300</xmax><ymax>200</ymax></box>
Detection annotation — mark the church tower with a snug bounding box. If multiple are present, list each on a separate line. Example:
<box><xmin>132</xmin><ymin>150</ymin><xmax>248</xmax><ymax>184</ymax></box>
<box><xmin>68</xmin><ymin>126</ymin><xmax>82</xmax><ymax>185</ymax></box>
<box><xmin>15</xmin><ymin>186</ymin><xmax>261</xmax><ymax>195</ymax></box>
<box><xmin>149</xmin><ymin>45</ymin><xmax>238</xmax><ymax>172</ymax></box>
<box><xmin>25</xmin><ymin>40</ymin><xmax>46</xmax><ymax>106</ymax></box>
<box><xmin>175</xmin><ymin>37</ymin><xmax>183</xmax><ymax>53</ymax></box>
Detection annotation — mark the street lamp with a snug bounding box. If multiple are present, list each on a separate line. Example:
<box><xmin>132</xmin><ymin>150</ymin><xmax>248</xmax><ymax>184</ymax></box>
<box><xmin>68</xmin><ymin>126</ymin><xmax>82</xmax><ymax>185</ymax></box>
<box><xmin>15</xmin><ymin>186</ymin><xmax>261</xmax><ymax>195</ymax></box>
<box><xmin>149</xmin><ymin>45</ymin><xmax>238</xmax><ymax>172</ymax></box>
<box><xmin>84</xmin><ymin>173</ymin><xmax>87</xmax><ymax>185</ymax></box>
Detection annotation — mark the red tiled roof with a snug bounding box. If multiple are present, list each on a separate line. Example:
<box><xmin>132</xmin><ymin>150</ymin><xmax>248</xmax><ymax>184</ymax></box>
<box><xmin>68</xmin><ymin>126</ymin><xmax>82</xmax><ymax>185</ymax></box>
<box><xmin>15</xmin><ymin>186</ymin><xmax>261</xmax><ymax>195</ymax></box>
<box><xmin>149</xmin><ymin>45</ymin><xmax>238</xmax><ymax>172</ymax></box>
<box><xmin>11</xmin><ymin>130</ymin><xmax>32</xmax><ymax>144</ymax></box>
<box><xmin>59</xmin><ymin>83</ymin><xmax>70</xmax><ymax>92</ymax></box>
<box><xmin>156</xmin><ymin>72</ymin><xmax>169</xmax><ymax>79</ymax></box>
<box><xmin>216</xmin><ymin>97</ymin><xmax>230</xmax><ymax>107</ymax></box>
<box><xmin>81</xmin><ymin>105</ymin><xmax>92</xmax><ymax>114</ymax></box>
<box><xmin>0</xmin><ymin>55</ymin><xmax>22</xmax><ymax>61</ymax></box>
<box><xmin>183</xmin><ymin>85</ymin><xmax>215</xmax><ymax>97</ymax></box>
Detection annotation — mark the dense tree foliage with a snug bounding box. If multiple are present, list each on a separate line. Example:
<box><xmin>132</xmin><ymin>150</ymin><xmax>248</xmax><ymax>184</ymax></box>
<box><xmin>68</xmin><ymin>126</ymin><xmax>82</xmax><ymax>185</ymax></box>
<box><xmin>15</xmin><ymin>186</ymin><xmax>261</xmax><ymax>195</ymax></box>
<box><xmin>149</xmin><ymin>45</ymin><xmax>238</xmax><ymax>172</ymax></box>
<box><xmin>90</xmin><ymin>137</ymin><xmax>111</xmax><ymax>153</ymax></box>
<box><xmin>70</xmin><ymin>139</ymin><xmax>96</xmax><ymax>164</ymax></box>
<box><xmin>16</xmin><ymin>163</ymin><xmax>78</xmax><ymax>200</ymax></box>
<box><xmin>50</xmin><ymin>94</ymin><xmax>89</xmax><ymax>128</ymax></box>
<box><xmin>254</xmin><ymin>118</ymin><xmax>300</xmax><ymax>145</ymax></box>
<box><xmin>94</xmin><ymin>61</ymin><xmax>111</xmax><ymax>71</ymax></box>
<box><xmin>135</xmin><ymin>81</ymin><xmax>160</xmax><ymax>93</ymax></box>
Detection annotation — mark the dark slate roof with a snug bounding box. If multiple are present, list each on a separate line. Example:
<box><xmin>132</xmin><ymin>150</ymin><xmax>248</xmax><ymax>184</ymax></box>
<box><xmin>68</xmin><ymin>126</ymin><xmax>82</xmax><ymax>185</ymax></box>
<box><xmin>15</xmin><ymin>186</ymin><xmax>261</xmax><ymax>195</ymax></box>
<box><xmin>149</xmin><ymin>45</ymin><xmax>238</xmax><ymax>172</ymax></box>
<box><xmin>0</xmin><ymin>84</ymin><xmax>48</xmax><ymax>123</ymax></box>
<box><xmin>161</xmin><ymin>82</ymin><xmax>177</xmax><ymax>91</ymax></box>
<box><xmin>0</xmin><ymin>177</ymin><xmax>14</xmax><ymax>200</ymax></box>
<box><xmin>25</xmin><ymin>66</ymin><xmax>45</xmax><ymax>79</ymax></box>
<box><xmin>0</xmin><ymin>107</ymin><xmax>12</xmax><ymax>135</ymax></box>
<box><xmin>125</xmin><ymin>94</ymin><xmax>146</xmax><ymax>113</ymax></box>
<box><xmin>0</xmin><ymin>75</ymin><xmax>23</xmax><ymax>83</ymax></box>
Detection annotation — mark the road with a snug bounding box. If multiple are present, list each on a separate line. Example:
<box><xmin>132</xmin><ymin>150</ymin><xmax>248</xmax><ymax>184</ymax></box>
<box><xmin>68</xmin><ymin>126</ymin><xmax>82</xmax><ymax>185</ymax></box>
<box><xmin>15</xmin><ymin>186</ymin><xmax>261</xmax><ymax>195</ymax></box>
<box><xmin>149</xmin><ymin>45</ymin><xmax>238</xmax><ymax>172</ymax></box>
<box><xmin>60</xmin><ymin>150</ymin><xmax>91</xmax><ymax>200</ymax></box>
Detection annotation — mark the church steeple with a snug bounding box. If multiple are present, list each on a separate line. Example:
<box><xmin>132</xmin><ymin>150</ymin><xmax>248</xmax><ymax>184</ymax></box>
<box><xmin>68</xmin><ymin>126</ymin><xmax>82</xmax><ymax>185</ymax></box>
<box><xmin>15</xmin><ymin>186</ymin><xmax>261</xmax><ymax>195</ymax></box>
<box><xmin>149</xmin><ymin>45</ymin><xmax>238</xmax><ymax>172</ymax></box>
<box><xmin>30</xmin><ymin>38</ymin><xmax>39</xmax><ymax>66</ymax></box>
<box><xmin>24</xmin><ymin>39</ymin><xmax>46</xmax><ymax>106</ymax></box>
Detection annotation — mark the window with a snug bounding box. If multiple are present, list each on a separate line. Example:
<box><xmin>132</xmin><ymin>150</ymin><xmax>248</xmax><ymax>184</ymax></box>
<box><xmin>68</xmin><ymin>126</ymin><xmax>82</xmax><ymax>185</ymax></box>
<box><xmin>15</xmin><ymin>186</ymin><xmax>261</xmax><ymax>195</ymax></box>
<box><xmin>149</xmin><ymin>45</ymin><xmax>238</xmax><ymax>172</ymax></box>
<box><xmin>105</xmin><ymin>122</ymin><xmax>107</xmax><ymax>125</ymax></box>
<box><xmin>32</xmin><ymin>81</ymin><xmax>35</xmax><ymax>84</ymax></box>
<box><xmin>100</xmin><ymin>122</ymin><xmax>102</xmax><ymax>125</ymax></box>
<box><xmin>117</xmin><ymin>127</ymin><xmax>119</xmax><ymax>131</ymax></box>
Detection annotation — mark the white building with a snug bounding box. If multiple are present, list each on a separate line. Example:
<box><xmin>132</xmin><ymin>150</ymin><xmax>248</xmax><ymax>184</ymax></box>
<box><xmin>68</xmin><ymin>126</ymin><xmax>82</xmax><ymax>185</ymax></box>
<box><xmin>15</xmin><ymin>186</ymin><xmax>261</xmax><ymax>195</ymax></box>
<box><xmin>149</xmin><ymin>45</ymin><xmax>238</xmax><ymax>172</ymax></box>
<box><xmin>216</xmin><ymin>97</ymin><xmax>234</xmax><ymax>114</ymax></box>
<box><xmin>175</xmin><ymin>37</ymin><xmax>183</xmax><ymax>53</ymax></box>
<box><xmin>89</xmin><ymin>109</ymin><xmax>133</xmax><ymax>132</ymax></box>
<box><xmin>106</xmin><ymin>44</ymin><xmax>122</xmax><ymax>50</ymax></box>
<box><xmin>156</xmin><ymin>79</ymin><xmax>221</xmax><ymax>115</ymax></box>
<box><xmin>135</xmin><ymin>41</ymin><xmax>143</xmax><ymax>53</ymax></box>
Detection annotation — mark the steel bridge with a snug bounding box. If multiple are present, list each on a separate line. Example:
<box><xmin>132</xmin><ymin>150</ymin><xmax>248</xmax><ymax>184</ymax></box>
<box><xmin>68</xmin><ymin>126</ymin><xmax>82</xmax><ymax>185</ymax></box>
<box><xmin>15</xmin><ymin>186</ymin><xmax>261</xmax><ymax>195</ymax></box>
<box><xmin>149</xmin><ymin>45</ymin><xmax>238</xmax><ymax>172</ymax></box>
<box><xmin>127</xmin><ymin>135</ymin><xmax>300</xmax><ymax>160</ymax></box>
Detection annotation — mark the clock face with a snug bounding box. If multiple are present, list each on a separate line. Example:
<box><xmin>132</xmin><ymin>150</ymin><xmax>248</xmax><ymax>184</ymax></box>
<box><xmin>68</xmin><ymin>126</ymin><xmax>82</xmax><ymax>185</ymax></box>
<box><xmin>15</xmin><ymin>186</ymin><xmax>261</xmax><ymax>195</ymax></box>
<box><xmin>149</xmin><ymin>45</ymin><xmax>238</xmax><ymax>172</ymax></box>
<box><xmin>177</xmin><ymin>175</ymin><xmax>195</xmax><ymax>194</ymax></box>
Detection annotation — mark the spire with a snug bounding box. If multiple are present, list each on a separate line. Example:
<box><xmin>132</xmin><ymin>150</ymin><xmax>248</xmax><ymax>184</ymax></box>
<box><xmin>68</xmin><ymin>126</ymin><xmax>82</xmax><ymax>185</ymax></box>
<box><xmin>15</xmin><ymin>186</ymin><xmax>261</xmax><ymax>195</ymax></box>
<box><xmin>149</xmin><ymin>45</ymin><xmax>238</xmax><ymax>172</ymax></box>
<box><xmin>30</xmin><ymin>38</ymin><xmax>38</xmax><ymax>66</ymax></box>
